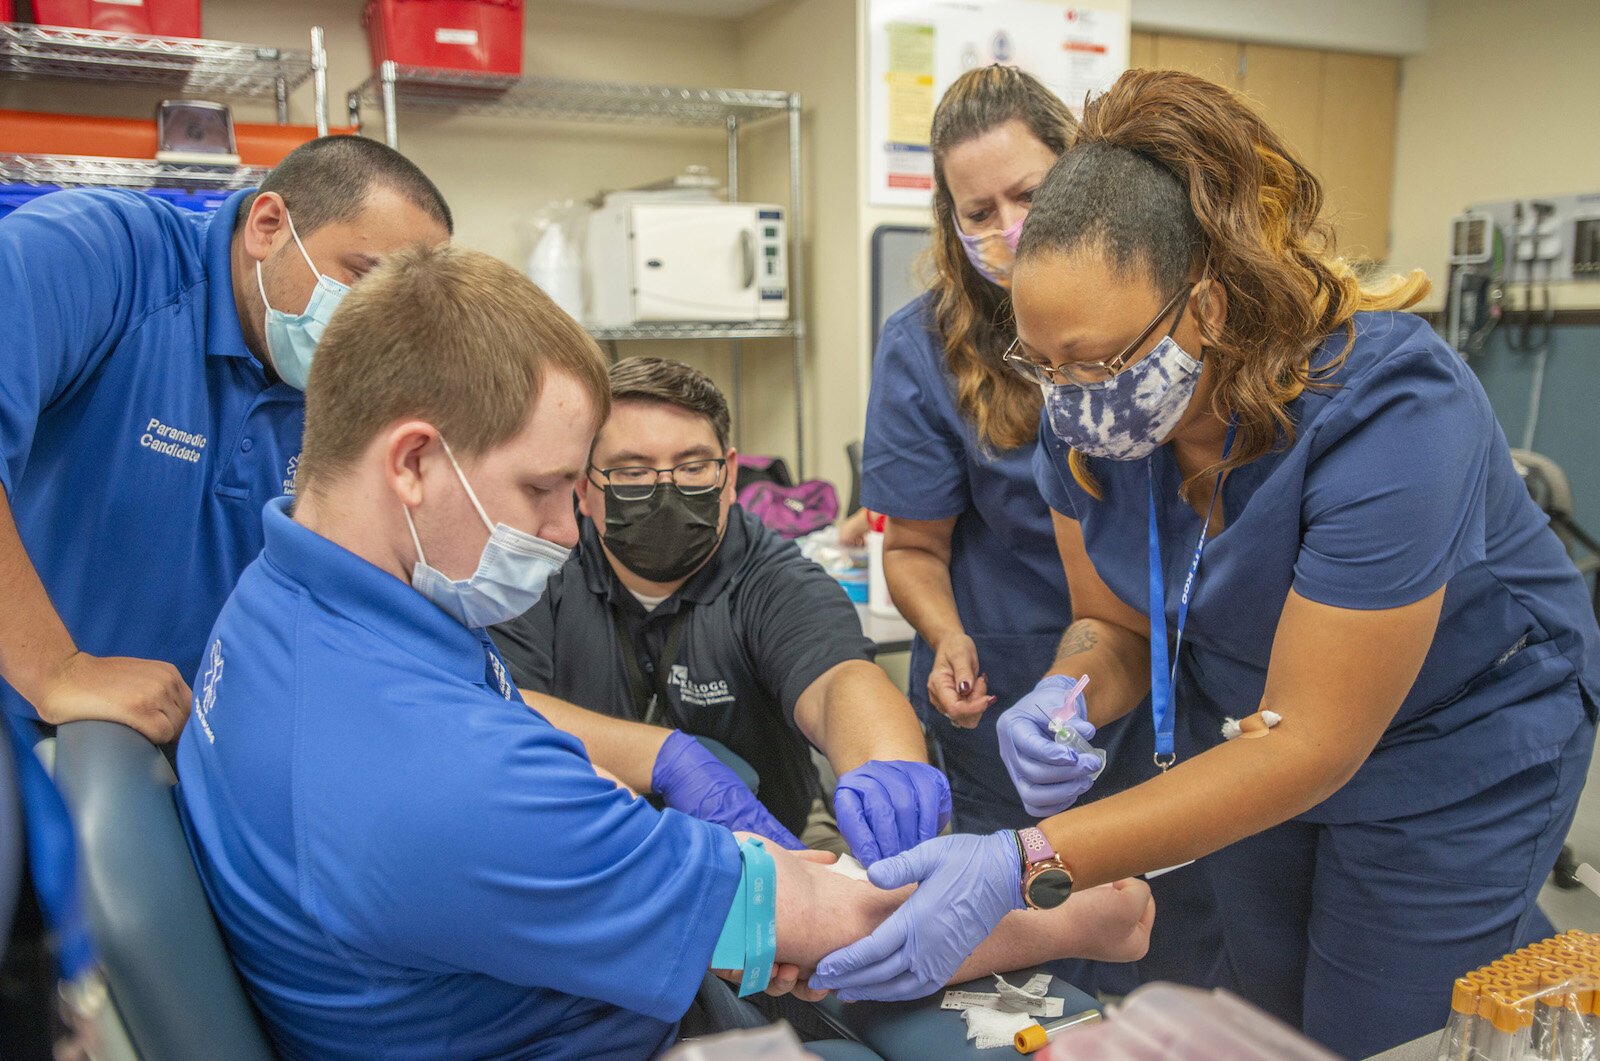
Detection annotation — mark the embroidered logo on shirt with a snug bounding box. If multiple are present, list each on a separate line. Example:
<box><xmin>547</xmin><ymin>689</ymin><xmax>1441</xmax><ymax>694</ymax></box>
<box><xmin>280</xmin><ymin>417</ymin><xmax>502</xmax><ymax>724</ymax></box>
<box><xmin>1494</xmin><ymin>635</ymin><xmax>1529</xmax><ymax>668</ymax></box>
<box><xmin>487</xmin><ymin>653</ymin><xmax>513</xmax><ymax>700</ymax></box>
<box><xmin>138</xmin><ymin>417</ymin><xmax>207</xmax><ymax>465</ymax></box>
<box><xmin>196</xmin><ymin>639</ymin><xmax>224</xmax><ymax>744</ymax></box>
<box><xmin>282</xmin><ymin>454</ymin><xmax>299</xmax><ymax>496</ymax></box>
<box><xmin>667</xmin><ymin>664</ymin><xmax>735</xmax><ymax>707</ymax></box>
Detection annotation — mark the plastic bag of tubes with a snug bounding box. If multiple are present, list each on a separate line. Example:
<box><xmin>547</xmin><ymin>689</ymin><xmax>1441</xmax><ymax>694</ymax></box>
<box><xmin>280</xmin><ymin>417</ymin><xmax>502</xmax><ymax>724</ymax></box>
<box><xmin>1439</xmin><ymin>930</ymin><xmax>1600</xmax><ymax>1061</ymax></box>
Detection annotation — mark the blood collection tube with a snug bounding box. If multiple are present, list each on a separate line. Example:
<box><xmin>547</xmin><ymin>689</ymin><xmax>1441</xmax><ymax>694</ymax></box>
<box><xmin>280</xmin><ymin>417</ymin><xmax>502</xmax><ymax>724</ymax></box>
<box><xmin>1476</xmin><ymin>991</ymin><xmax>1516</xmax><ymax>1061</ymax></box>
<box><xmin>1437</xmin><ymin>977</ymin><xmax>1478</xmax><ymax>1061</ymax></box>
<box><xmin>1533</xmin><ymin>971</ymin><xmax>1566</xmax><ymax>1061</ymax></box>
<box><xmin>1559</xmin><ymin>966</ymin><xmax>1593</xmax><ymax>1061</ymax></box>
<box><xmin>1012</xmin><ymin>1008</ymin><xmax>1101</xmax><ymax>1054</ymax></box>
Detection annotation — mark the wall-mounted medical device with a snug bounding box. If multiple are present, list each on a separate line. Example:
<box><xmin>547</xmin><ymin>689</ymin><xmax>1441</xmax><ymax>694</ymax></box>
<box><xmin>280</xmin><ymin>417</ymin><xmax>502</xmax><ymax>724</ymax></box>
<box><xmin>1443</xmin><ymin>191</ymin><xmax>1600</xmax><ymax>357</ymax></box>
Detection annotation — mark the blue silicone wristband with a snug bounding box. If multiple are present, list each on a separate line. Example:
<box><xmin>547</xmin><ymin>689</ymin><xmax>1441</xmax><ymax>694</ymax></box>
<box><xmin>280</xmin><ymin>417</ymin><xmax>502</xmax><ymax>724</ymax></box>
<box><xmin>711</xmin><ymin>846</ymin><xmax>750</xmax><ymax>970</ymax></box>
<box><xmin>737</xmin><ymin>838</ymin><xmax>778</xmax><ymax>997</ymax></box>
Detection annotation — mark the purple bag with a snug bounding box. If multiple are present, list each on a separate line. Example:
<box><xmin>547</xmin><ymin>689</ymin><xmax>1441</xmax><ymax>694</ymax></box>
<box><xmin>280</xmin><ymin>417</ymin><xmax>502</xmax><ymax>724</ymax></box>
<box><xmin>739</xmin><ymin>479</ymin><xmax>839</xmax><ymax>539</ymax></box>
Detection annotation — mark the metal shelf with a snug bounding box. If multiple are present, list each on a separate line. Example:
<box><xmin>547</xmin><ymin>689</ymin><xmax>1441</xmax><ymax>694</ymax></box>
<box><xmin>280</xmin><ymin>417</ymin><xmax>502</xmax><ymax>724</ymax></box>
<box><xmin>343</xmin><ymin>61</ymin><xmax>808</xmax><ymax>475</ymax></box>
<box><xmin>350</xmin><ymin>64</ymin><xmax>791</xmax><ymax>128</ymax></box>
<box><xmin>587</xmin><ymin>321</ymin><xmax>799</xmax><ymax>342</ymax></box>
<box><xmin>0</xmin><ymin>22</ymin><xmax>314</xmax><ymax>99</ymax></box>
<box><xmin>0</xmin><ymin>152</ymin><xmax>266</xmax><ymax>190</ymax></box>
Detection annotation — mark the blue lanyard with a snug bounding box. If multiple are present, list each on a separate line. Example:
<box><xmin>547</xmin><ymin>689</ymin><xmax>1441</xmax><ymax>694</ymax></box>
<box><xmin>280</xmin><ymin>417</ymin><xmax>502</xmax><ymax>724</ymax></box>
<box><xmin>4</xmin><ymin>714</ymin><xmax>97</xmax><ymax>983</ymax></box>
<box><xmin>1146</xmin><ymin>422</ymin><xmax>1236</xmax><ymax>769</ymax></box>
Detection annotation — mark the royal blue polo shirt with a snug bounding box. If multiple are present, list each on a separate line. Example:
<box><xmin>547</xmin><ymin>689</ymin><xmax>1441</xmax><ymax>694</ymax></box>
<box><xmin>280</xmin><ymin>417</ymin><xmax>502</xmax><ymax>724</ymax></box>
<box><xmin>176</xmin><ymin>498</ymin><xmax>741</xmax><ymax>1060</ymax></box>
<box><xmin>0</xmin><ymin>188</ymin><xmax>303</xmax><ymax>722</ymax></box>
<box><xmin>1034</xmin><ymin>311</ymin><xmax>1600</xmax><ymax>823</ymax></box>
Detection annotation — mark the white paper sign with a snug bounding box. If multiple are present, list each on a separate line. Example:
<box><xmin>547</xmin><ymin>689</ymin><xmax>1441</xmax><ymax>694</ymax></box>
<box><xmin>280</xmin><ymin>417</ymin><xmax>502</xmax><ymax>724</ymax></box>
<box><xmin>867</xmin><ymin>0</ymin><xmax>1130</xmax><ymax>208</ymax></box>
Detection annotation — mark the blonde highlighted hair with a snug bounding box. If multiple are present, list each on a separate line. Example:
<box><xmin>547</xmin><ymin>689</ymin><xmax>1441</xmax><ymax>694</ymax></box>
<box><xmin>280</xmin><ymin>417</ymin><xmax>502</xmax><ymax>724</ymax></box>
<box><xmin>928</xmin><ymin>64</ymin><xmax>1078</xmax><ymax>451</ymax></box>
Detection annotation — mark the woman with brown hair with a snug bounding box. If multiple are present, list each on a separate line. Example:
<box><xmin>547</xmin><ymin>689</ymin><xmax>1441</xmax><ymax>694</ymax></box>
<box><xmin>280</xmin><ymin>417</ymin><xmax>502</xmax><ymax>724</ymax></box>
<box><xmin>861</xmin><ymin>64</ymin><xmax>1074</xmax><ymax>835</ymax></box>
<box><xmin>860</xmin><ymin>62</ymin><xmax>1229</xmax><ymax>997</ymax></box>
<box><xmin>819</xmin><ymin>68</ymin><xmax>1599</xmax><ymax>1058</ymax></box>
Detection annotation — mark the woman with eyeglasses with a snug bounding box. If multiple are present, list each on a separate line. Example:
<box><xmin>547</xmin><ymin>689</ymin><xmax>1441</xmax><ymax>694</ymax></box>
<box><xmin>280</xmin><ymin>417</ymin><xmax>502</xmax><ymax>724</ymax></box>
<box><xmin>817</xmin><ymin>69</ymin><xmax>1599</xmax><ymax>1059</ymax></box>
<box><xmin>859</xmin><ymin>64</ymin><xmax>1230</xmax><ymax>996</ymax></box>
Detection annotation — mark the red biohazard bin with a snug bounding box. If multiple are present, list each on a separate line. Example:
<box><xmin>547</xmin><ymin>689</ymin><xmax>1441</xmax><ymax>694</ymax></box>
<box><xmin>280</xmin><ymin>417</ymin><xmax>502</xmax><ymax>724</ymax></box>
<box><xmin>28</xmin><ymin>0</ymin><xmax>202</xmax><ymax>37</ymax></box>
<box><xmin>363</xmin><ymin>0</ymin><xmax>523</xmax><ymax>75</ymax></box>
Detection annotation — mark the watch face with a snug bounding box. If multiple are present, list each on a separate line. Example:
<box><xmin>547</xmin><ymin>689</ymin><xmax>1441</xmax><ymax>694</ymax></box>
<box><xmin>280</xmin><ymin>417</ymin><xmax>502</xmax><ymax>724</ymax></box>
<box><xmin>1028</xmin><ymin>867</ymin><xmax>1074</xmax><ymax>910</ymax></box>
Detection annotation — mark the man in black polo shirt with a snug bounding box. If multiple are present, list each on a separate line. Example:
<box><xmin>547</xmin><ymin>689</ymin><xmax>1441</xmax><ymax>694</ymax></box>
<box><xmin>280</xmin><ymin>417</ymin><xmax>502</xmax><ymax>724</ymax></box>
<box><xmin>493</xmin><ymin>358</ymin><xmax>947</xmax><ymax>863</ymax></box>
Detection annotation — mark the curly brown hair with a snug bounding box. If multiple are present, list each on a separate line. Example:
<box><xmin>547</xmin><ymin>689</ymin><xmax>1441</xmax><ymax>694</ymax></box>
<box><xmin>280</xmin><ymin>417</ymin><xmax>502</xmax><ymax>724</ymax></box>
<box><xmin>928</xmin><ymin>65</ymin><xmax>1078</xmax><ymax>451</ymax></box>
<box><xmin>1017</xmin><ymin>68</ymin><xmax>1429</xmax><ymax>497</ymax></box>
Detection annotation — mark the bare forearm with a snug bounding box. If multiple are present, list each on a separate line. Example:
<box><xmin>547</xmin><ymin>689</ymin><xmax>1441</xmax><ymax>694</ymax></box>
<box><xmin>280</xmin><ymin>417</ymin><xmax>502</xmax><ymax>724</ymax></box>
<box><xmin>1044</xmin><ymin>619</ymin><xmax>1150</xmax><ymax>728</ymax></box>
<box><xmin>518</xmin><ymin>690</ymin><xmax>669</xmax><ymax>793</ymax></box>
<box><xmin>783</xmin><ymin>871</ymin><xmax>1152</xmax><ymax>982</ymax></box>
<box><xmin>1044</xmin><ymin>589</ymin><xmax>1441</xmax><ymax>888</ymax></box>
<box><xmin>954</xmin><ymin>896</ymin><xmax>1141</xmax><ymax>981</ymax></box>
<box><xmin>1041</xmin><ymin>725</ymin><xmax>1361</xmax><ymax>888</ymax></box>
<box><xmin>797</xmin><ymin>661</ymin><xmax>928</xmax><ymax>776</ymax></box>
<box><xmin>883</xmin><ymin>545</ymin><xmax>964</xmax><ymax>647</ymax></box>
<box><xmin>0</xmin><ymin>486</ymin><xmax>75</xmax><ymax>706</ymax></box>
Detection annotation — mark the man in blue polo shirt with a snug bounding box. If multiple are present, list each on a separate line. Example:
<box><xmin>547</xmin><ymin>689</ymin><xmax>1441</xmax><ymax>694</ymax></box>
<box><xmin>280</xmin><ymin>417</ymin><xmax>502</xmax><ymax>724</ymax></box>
<box><xmin>0</xmin><ymin>135</ymin><xmax>451</xmax><ymax>743</ymax></box>
<box><xmin>176</xmin><ymin>244</ymin><xmax>1158</xmax><ymax>1060</ymax></box>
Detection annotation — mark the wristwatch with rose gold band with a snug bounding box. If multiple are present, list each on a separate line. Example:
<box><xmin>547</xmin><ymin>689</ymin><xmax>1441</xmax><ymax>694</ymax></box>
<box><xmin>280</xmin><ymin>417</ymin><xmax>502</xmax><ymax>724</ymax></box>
<box><xmin>1016</xmin><ymin>826</ymin><xmax>1074</xmax><ymax>910</ymax></box>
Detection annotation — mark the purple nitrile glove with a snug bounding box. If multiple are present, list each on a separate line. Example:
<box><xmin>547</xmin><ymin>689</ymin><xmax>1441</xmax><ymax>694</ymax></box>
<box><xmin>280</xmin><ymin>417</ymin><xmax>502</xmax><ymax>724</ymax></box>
<box><xmin>833</xmin><ymin>760</ymin><xmax>952</xmax><ymax>867</ymax></box>
<box><xmin>997</xmin><ymin>675</ymin><xmax>1103</xmax><ymax>817</ymax></box>
<box><xmin>651</xmin><ymin>730</ymin><xmax>805</xmax><ymax>849</ymax></box>
<box><xmin>810</xmin><ymin>830</ymin><xmax>1024</xmax><ymax>1001</ymax></box>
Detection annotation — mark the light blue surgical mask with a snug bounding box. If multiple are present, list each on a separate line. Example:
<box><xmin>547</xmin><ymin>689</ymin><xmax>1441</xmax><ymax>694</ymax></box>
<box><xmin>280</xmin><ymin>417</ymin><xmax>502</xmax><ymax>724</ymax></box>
<box><xmin>404</xmin><ymin>439</ymin><xmax>571</xmax><ymax>629</ymax></box>
<box><xmin>255</xmin><ymin>208</ymin><xmax>349</xmax><ymax>391</ymax></box>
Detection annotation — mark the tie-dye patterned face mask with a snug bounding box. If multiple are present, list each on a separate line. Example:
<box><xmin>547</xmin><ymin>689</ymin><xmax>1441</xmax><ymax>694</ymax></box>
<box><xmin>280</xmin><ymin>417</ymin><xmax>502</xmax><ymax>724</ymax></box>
<box><xmin>1042</xmin><ymin>333</ymin><xmax>1204</xmax><ymax>461</ymax></box>
<box><xmin>956</xmin><ymin>214</ymin><xmax>1026</xmax><ymax>289</ymax></box>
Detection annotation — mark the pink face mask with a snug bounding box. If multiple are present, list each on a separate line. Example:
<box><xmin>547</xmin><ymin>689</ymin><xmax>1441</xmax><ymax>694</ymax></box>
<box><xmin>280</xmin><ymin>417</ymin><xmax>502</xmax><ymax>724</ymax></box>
<box><xmin>956</xmin><ymin>213</ymin><xmax>1026</xmax><ymax>289</ymax></box>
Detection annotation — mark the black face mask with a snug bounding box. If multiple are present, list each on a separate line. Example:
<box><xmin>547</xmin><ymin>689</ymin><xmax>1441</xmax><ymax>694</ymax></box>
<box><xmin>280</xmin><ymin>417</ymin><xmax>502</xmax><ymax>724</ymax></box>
<box><xmin>601</xmin><ymin>485</ymin><xmax>723</xmax><ymax>583</ymax></box>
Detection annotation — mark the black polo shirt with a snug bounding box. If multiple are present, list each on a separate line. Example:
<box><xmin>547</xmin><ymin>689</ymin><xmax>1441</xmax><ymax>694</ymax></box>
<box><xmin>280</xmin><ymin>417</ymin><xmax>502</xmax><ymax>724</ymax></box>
<box><xmin>492</xmin><ymin>505</ymin><xmax>876</xmax><ymax>836</ymax></box>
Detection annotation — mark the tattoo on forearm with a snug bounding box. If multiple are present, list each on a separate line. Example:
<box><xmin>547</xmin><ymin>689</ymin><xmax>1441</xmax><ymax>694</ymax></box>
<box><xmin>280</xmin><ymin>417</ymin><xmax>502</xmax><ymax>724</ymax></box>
<box><xmin>1055</xmin><ymin>622</ymin><xmax>1099</xmax><ymax>662</ymax></box>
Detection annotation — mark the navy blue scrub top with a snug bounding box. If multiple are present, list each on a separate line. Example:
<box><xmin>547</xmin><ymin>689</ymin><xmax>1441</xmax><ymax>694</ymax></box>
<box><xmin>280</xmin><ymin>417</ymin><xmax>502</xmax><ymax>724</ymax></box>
<box><xmin>177</xmin><ymin>498</ymin><xmax>741</xmax><ymax>1061</ymax></box>
<box><xmin>862</xmin><ymin>295</ymin><xmax>1072</xmax><ymax>823</ymax></box>
<box><xmin>0</xmin><ymin>188</ymin><xmax>303</xmax><ymax>722</ymax></box>
<box><xmin>1034</xmin><ymin>311</ymin><xmax>1600</xmax><ymax>823</ymax></box>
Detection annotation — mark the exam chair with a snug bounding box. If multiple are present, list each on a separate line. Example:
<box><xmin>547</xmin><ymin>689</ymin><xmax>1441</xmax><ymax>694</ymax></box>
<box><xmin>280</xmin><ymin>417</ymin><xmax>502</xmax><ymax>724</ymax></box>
<box><xmin>1512</xmin><ymin>450</ymin><xmax>1600</xmax><ymax>890</ymax></box>
<box><xmin>52</xmin><ymin>720</ymin><xmax>275</xmax><ymax>1061</ymax></box>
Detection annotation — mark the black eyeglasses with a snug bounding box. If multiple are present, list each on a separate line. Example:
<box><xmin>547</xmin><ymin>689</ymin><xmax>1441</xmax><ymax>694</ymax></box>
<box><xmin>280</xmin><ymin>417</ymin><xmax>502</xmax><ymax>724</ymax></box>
<box><xmin>1002</xmin><ymin>283</ymin><xmax>1194</xmax><ymax>387</ymax></box>
<box><xmin>588</xmin><ymin>458</ymin><xmax>728</xmax><ymax>501</ymax></box>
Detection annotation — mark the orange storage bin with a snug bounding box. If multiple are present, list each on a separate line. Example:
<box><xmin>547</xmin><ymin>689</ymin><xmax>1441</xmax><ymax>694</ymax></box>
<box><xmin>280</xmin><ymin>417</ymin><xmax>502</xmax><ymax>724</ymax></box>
<box><xmin>0</xmin><ymin>111</ymin><xmax>355</xmax><ymax>168</ymax></box>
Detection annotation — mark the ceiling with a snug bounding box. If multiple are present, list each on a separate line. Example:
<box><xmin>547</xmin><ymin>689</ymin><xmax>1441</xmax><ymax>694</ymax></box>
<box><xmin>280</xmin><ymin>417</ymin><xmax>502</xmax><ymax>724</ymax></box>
<box><xmin>556</xmin><ymin>0</ymin><xmax>781</xmax><ymax>18</ymax></box>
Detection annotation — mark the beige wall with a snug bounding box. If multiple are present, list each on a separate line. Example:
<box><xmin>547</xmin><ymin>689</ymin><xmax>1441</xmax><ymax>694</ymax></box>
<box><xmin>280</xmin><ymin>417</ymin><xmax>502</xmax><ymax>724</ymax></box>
<box><xmin>735</xmin><ymin>0</ymin><xmax>858</xmax><ymax>487</ymax></box>
<box><xmin>1388</xmin><ymin>0</ymin><xmax>1600</xmax><ymax>311</ymax></box>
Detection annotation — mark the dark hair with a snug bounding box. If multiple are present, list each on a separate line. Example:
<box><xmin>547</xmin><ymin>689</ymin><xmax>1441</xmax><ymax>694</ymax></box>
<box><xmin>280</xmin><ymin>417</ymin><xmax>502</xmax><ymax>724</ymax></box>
<box><xmin>928</xmin><ymin>64</ymin><xmax>1077</xmax><ymax>451</ymax></box>
<box><xmin>1016</xmin><ymin>68</ymin><xmax>1427</xmax><ymax>498</ymax></box>
<box><xmin>1017</xmin><ymin>141</ymin><xmax>1203</xmax><ymax>297</ymax></box>
<box><xmin>243</xmin><ymin>135</ymin><xmax>453</xmax><ymax>235</ymax></box>
<box><xmin>607</xmin><ymin>357</ymin><xmax>731</xmax><ymax>451</ymax></box>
